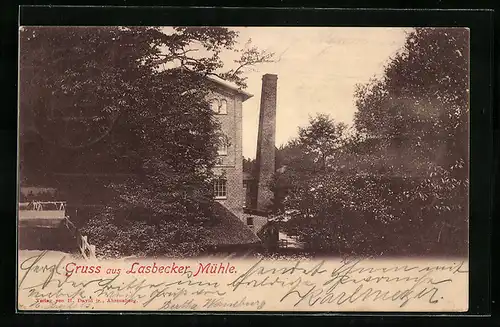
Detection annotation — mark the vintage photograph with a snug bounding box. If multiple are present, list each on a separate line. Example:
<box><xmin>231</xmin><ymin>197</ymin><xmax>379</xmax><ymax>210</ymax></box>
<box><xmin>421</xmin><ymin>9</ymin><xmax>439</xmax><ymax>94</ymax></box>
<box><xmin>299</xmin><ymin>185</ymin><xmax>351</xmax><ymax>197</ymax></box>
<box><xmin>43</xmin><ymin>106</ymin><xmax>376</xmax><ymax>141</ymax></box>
<box><xmin>17</xmin><ymin>26</ymin><xmax>469</xmax><ymax>311</ymax></box>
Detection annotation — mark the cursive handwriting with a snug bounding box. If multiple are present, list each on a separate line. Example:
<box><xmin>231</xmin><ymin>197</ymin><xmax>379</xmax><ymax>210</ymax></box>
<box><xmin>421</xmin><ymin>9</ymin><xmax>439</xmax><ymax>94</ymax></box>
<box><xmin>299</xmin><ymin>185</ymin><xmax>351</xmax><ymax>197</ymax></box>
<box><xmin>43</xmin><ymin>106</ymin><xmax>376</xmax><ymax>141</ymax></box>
<box><xmin>227</xmin><ymin>258</ymin><xmax>326</xmax><ymax>291</ymax></box>
<box><xmin>18</xmin><ymin>254</ymin><xmax>468</xmax><ymax>311</ymax></box>
<box><xmin>19</xmin><ymin>251</ymin><xmax>67</xmax><ymax>289</ymax></box>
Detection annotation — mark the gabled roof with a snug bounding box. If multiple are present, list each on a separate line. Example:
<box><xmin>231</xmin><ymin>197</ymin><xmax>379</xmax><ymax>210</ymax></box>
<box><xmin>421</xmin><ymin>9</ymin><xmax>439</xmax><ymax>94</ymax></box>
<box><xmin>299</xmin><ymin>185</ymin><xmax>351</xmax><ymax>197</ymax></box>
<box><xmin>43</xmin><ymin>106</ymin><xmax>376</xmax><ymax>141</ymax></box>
<box><xmin>206</xmin><ymin>75</ymin><xmax>253</xmax><ymax>102</ymax></box>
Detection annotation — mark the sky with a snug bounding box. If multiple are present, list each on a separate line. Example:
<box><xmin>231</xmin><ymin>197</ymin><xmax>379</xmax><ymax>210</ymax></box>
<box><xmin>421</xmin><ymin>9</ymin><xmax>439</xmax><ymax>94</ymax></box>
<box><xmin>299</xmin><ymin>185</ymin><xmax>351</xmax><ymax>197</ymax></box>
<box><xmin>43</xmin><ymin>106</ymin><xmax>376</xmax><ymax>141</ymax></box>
<box><xmin>221</xmin><ymin>27</ymin><xmax>412</xmax><ymax>159</ymax></box>
<box><xmin>162</xmin><ymin>27</ymin><xmax>413</xmax><ymax>158</ymax></box>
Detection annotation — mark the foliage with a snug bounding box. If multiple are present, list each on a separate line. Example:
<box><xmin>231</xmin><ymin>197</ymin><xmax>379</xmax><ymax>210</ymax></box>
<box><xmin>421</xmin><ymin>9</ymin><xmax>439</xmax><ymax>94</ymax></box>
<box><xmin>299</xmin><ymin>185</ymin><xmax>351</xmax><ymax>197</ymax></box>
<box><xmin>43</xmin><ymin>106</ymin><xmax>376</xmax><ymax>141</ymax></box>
<box><xmin>19</xmin><ymin>26</ymin><xmax>272</xmax><ymax>257</ymax></box>
<box><xmin>81</xmin><ymin>207</ymin><xmax>206</xmax><ymax>258</ymax></box>
<box><xmin>280</xmin><ymin>160</ymin><xmax>468</xmax><ymax>256</ymax></box>
<box><xmin>298</xmin><ymin>114</ymin><xmax>349</xmax><ymax>171</ymax></box>
<box><xmin>272</xmin><ymin>115</ymin><xmax>351</xmax><ymax>215</ymax></box>
<box><xmin>274</xmin><ymin>28</ymin><xmax>469</xmax><ymax>257</ymax></box>
<box><xmin>218</xmin><ymin>38</ymin><xmax>275</xmax><ymax>88</ymax></box>
<box><xmin>354</xmin><ymin>27</ymin><xmax>469</xmax><ymax>175</ymax></box>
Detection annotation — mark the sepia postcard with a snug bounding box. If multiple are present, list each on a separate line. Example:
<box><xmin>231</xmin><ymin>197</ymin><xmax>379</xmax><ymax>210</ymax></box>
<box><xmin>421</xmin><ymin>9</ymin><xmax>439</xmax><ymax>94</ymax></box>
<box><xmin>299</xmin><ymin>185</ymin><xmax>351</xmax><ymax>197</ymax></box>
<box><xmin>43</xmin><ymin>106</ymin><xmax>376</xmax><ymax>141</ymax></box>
<box><xmin>17</xmin><ymin>26</ymin><xmax>469</xmax><ymax>312</ymax></box>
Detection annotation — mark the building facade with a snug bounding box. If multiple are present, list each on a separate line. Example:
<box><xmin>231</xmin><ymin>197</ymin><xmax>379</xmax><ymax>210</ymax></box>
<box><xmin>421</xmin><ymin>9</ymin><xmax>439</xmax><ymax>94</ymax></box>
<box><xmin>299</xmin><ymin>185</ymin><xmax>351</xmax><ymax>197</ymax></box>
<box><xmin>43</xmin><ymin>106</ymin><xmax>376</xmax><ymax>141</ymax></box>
<box><xmin>207</xmin><ymin>76</ymin><xmax>252</xmax><ymax>220</ymax></box>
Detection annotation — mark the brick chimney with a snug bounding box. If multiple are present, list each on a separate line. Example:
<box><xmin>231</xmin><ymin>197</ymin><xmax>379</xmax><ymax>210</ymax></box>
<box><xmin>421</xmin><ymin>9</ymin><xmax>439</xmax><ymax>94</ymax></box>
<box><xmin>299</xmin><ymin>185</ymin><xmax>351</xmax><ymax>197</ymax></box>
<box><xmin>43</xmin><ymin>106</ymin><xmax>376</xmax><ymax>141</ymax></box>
<box><xmin>253</xmin><ymin>74</ymin><xmax>277</xmax><ymax>212</ymax></box>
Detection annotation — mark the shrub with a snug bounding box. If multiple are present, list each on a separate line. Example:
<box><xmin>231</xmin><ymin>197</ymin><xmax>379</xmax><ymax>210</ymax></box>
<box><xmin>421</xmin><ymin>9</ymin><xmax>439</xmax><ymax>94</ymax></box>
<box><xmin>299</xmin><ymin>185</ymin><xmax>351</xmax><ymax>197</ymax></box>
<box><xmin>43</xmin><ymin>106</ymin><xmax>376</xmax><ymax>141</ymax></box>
<box><xmin>80</xmin><ymin>207</ymin><xmax>209</xmax><ymax>258</ymax></box>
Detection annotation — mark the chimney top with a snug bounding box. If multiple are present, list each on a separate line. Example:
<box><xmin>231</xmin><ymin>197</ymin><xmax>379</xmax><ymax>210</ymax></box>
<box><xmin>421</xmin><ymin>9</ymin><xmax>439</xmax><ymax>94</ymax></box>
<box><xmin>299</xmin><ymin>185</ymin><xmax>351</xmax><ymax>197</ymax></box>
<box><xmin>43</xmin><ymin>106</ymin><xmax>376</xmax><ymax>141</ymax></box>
<box><xmin>262</xmin><ymin>74</ymin><xmax>278</xmax><ymax>80</ymax></box>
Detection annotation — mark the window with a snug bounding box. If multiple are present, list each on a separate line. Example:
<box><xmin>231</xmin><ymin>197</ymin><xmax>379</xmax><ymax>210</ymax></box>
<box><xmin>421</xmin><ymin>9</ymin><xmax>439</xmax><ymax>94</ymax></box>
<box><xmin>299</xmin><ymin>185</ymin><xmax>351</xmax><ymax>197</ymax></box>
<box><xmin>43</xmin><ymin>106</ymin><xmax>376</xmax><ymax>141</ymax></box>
<box><xmin>210</xmin><ymin>98</ymin><xmax>228</xmax><ymax>115</ymax></box>
<box><xmin>217</xmin><ymin>135</ymin><xmax>229</xmax><ymax>156</ymax></box>
<box><xmin>217</xmin><ymin>142</ymin><xmax>228</xmax><ymax>156</ymax></box>
<box><xmin>210</xmin><ymin>99</ymin><xmax>219</xmax><ymax>113</ymax></box>
<box><xmin>214</xmin><ymin>179</ymin><xmax>227</xmax><ymax>199</ymax></box>
<box><xmin>219</xmin><ymin>99</ymin><xmax>228</xmax><ymax>114</ymax></box>
<box><xmin>246</xmin><ymin>217</ymin><xmax>254</xmax><ymax>227</ymax></box>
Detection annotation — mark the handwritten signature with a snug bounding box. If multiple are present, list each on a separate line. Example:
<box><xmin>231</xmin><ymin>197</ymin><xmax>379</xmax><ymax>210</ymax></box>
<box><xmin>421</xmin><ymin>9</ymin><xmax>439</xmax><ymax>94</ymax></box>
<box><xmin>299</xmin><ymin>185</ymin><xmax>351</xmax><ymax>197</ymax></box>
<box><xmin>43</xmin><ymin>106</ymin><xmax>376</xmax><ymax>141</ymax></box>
<box><xmin>18</xmin><ymin>252</ymin><xmax>468</xmax><ymax>310</ymax></box>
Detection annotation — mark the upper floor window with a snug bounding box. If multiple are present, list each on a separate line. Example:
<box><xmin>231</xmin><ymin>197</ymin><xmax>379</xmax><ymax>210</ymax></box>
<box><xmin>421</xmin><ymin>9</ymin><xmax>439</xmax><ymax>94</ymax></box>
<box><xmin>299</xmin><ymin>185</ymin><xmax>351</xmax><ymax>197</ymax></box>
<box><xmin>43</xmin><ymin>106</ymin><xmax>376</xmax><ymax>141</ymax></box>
<box><xmin>210</xmin><ymin>99</ymin><xmax>219</xmax><ymax>113</ymax></box>
<box><xmin>217</xmin><ymin>135</ymin><xmax>230</xmax><ymax>156</ymax></box>
<box><xmin>217</xmin><ymin>139</ymin><xmax>228</xmax><ymax>156</ymax></box>
<box><xmin>210</xmin><ymin>98</ymin><xmax>228</xmax><ymax>115</ymax></box>
<box><xmin>219</xmin><ymin>99</ymin><xmax>228</xmax><ymax>114</ymax></box>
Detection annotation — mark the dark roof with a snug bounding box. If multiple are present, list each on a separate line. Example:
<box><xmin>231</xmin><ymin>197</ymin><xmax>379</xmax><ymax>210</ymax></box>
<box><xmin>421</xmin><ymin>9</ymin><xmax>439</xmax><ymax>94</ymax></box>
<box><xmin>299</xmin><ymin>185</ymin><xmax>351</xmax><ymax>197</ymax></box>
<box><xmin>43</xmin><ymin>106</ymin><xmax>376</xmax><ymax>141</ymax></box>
<box><xmin>205</xmin><ymin>202</ymin><xmax>261</xmax><ymax>246</ymax></box>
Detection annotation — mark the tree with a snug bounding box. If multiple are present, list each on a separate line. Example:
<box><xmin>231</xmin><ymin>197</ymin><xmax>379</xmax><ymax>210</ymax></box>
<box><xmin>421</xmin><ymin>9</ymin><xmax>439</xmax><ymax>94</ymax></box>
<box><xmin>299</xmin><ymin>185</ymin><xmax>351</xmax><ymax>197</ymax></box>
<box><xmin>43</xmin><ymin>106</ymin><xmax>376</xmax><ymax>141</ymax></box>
<box><xmin>354</xmin><ymin>27</ymin><xmax>469</xmax><ymax>175</ymax></box>
<box><xmin>352</xmin><ymin>27</ymin><xmax>469</xmax><ymax>254</ymax></box>
<box><xmin>19</xmin><ymin>26</ymin><xmax>273</xmax><ymax>257</ymax></box>
<box><xmin>271</xmin><ymin>114</ymin><xmax>348</xmax><ymax>212</ymax></box>
<box><xmin>298</xmin><ymin>114</ymin><xmax>348</xmax><ymax>171</ymax></box>
<box><xmin>274</xmin><ymin>28</ymin><xmax>469</xmax><ymax>257</ymax></box>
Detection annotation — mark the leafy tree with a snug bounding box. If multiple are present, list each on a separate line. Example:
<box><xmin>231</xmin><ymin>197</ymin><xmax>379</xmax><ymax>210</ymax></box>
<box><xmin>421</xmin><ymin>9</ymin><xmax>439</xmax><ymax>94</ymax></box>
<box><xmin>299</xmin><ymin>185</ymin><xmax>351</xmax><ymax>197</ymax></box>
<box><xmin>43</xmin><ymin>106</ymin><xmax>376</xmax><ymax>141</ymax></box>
<box><xmin>275</xmin><ymin>28</ymin><xmax>469</xmax><ymax>256</ymax></box>
<box><xmin>354</xmin><ymin>27</ymin><xmax>469</xmax><ymax>176</ymax></box>
<box><xmin>270</xmin><ymin>115</ymin><xmax>347</xmax><ymax>215</ymax></box>
<box><xmin>351</xmin><ymin>27</ymin><xmax>469</xmax><ymax>254</ymax></box>
<box><xmin>19</xmin><ymin>26</ymin><xmax>272</xmax><ymax>257</ymax></box>
<box><xmin>298</xmin><ymin>114</ymin><xmax>348</xmax><ymax>171</ymax></box>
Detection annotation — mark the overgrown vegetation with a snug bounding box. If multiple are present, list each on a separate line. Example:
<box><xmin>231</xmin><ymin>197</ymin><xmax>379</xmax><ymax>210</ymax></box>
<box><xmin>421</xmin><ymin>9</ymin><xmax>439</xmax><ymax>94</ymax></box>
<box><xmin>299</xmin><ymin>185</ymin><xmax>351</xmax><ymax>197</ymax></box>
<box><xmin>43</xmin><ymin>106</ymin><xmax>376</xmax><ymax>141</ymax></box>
<box><xmin>272</xmin><ymin>28</ymin><xmax>469</xmax><ymax>257</ymax></box>
<box><xmin>19</xmin><ymin>26</ymin><xmax>272</xmax><ymax>257</ymax></box>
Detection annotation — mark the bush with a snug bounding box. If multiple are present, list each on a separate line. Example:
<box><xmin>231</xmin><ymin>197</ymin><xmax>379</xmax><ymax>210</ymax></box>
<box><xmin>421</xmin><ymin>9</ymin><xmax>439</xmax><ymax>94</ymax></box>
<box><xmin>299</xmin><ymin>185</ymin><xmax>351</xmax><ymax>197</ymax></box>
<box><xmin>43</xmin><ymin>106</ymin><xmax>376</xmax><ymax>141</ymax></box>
<box><xmin>80</xmin><ymin>207</ymin><xmax>209</xmax><ymax>258</ymax></box>
<box><xmin>280</xmin><ymin>166</ymin><xmax>468</xmax><ymax>257</ymax></box>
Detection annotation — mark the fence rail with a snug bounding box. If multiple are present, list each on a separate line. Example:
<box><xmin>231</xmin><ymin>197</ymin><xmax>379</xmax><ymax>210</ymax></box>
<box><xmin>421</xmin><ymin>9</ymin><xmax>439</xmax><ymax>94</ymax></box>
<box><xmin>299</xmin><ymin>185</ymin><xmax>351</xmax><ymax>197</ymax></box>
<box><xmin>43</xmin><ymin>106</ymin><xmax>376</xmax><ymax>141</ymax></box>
<box><xmin>19</xmin><ymin>201</ymin><xmax>96</xmax><ymax>259</ymax></box>
<box><xmin>19</xmin><ymin>201</ymin><xmax>66</xmax><ymax>211</ymax></box>
<box><xmin>78</xmin><ymin>235</ymin><xmax>96</xmax><ymax>260</ymax></box>
<box><xmin>278</xmin><ymin>239</ymin><xmax>289</xmax><ymax>248</ymax></box>
<box><xmin>63</xmin><ymin>217</ymin><xmax>96</xmax><ymax>260</ymax></box>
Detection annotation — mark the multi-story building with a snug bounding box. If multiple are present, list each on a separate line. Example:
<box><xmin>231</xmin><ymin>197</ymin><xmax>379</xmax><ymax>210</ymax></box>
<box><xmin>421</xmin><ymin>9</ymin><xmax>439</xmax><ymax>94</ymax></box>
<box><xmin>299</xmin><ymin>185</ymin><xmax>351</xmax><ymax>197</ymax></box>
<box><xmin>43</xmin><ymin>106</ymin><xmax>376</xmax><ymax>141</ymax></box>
<box><xmin>207</xmin><ymin>74</ymin><xmax>278</xmax><ymax>239</ymax></box>
<box><xmin>206</xmin><ymin>76</ymin><xmax>252</xmax><ymax>221</ymax></box>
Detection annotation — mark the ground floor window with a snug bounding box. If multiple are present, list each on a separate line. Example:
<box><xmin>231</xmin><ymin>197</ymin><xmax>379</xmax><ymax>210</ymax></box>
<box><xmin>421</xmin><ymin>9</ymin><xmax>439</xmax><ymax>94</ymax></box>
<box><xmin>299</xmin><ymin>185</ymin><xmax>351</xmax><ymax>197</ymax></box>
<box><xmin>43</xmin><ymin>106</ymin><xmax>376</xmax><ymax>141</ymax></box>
<box><xmin>214</xmin><ymin>179</ymin><xmax>227</xmax><ymax>199</ymax></box>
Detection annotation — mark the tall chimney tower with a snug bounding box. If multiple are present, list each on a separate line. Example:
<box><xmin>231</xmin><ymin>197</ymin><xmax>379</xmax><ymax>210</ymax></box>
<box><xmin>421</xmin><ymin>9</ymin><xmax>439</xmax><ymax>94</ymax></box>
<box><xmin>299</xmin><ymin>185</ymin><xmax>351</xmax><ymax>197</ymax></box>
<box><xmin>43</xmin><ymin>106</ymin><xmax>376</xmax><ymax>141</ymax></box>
<box><xmin>253</xmin><ymin>74</ymin><xmax>277</xmax><ymax>212</ymax></box>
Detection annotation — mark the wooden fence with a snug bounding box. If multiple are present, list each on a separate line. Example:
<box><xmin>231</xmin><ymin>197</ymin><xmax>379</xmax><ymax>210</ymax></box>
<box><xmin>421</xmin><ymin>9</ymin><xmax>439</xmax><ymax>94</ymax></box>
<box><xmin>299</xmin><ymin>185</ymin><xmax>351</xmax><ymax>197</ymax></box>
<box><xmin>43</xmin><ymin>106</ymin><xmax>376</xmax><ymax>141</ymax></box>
<box><xmin>19</xmin><ymin>201</ymin><xmax>96</xmax><ymax>259</ymax></box>
<box><xmin>19</xmin><ymin>201</ymin><xmax>66</xmax><ymax>211</ymax></box>
<box><xmin>63</xmin><ymin>218</ymin><xmax>96</xmax><ymax>260</ymax></box>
